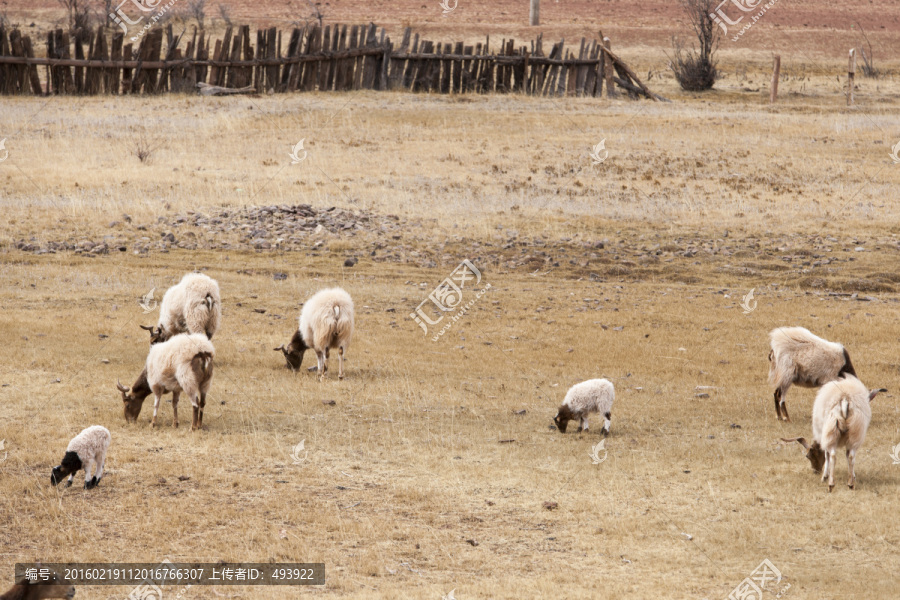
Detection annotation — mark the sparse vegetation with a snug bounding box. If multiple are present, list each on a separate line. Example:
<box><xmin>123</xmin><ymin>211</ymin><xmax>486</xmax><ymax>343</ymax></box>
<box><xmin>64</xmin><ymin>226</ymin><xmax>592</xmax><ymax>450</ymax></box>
<box><xmin>856</xmin><ymin>22</ymin><xmax>880</xmax><ymax>78</ymax></box>
<box><xmin>670</xmin><ymin>0</ymin><xmax>719</xmax><ymax>91</ymax></box>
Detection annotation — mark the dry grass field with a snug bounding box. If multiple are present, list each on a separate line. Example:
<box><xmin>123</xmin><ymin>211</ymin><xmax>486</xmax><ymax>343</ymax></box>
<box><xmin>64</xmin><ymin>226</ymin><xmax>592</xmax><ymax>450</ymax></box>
<box><xmin>3</xmin><ymin>2</ymin><xmax>900</xmax><ymax>598</ymax></box>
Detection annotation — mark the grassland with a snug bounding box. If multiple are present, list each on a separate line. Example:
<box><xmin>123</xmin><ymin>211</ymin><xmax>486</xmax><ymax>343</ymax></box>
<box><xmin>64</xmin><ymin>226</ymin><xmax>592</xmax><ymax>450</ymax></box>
<box><xmin>1</xmin><ymin>47</ymin><xmax>900</xmax><ymax>600</ymax></box>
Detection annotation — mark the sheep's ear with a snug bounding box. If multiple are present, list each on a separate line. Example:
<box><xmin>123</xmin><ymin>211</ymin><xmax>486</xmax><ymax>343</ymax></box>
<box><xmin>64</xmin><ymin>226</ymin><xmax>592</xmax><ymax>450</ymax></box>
<box><xmin>869</xmin><ymin>388</ymin><xmax>888</xmax><ymax>402</ymax></box>
<box><xmin>781</xmin><ymin>437</ymin><xmax>809</xmax><ymax>450</ymax></box>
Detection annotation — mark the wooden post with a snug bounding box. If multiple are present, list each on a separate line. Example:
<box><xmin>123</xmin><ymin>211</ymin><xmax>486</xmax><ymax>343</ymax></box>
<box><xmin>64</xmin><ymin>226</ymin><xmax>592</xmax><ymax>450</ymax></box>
<box><xmin>530</xmin><ymin>0</ymin><xmax>539</xmax><ymax>26</ymax></box>
<box><xmin>603</xmin><ymin>36</ymin><xmax>617</xmax><ymax>98</ymax></box>
<box><xmin>769</xmin><ymin>55</ymin><xmax>780</xmax><ymax>103</ymax></box>
<box><xmin>847</xmin><ymin>48</ymin><xmax>856</xmax><ymax>106</ymax></box>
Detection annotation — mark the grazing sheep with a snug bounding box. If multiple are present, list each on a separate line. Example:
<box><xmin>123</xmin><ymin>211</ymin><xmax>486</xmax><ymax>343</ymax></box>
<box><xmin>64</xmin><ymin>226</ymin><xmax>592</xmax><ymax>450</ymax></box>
<box><xmin>141</xmin><ymin>272</ymin><xmax>221</xmax><ymax>345</ymax></box>
<box><xmin>768</xmin><ymin>326</ymin><xmax>856</xmax><ymax>421</ymax></box>
<box><xmin>783</xmin><ymin>376</ymin><xmax>886</xmax><ymax>491</ymax></box>
<box><xmin>275</xmin><ymin>287</ymin><xmax>354</xmax><ymax>380</ymax></box>
<box><xmin>554</xmin><ymin>379</ymin><xmax>615</xmax><ymax>434</ymax></box>
<box><xmin>117</xmin><ymin>333</ymin><xmax>215</xmax><ymax>431</ymax></box>
<box><xmin>50</xmin><ymin>425</ymin><xmax>110</xmax><ymax>490</ymax></box>
<box><xmin>0</xmin><ymin>568</ymin><xmax>75</xmax><ymax>600</ymax></box>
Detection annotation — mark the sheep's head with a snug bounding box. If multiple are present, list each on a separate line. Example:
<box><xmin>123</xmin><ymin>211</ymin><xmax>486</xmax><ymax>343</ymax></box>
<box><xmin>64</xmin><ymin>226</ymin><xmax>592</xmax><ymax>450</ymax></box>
<box><xmin>140</xmin><ymin>324</ymin><xmax>165</xmax><ymax>345</ymax></box>
<box><xmin>553</xmin><ymin>405</ymin><xmax>576</xmax><ymax>433</ymax></box>
<box><xmin>14</xmin><ymin>566</ymin><xmax>76</xmax><ymax>599</ymax></box>
<box><xmin>117</xmin><ymin>370</ymin><xmax>151</xmax><ymax>422</ymax></box>
<box><xmin>782</xmin><ymin>437</ymin><xmax>826</xmax><ymax>473</ymax></box>
<box><xmin>50</xmin><ymin>451</ymin><xmax>82</xmax><ymax>486</ymax></box>
<box><xmin>274</xmin><ymin>330</ymin><xmax>308</xmax><ymax>371</ymax></box>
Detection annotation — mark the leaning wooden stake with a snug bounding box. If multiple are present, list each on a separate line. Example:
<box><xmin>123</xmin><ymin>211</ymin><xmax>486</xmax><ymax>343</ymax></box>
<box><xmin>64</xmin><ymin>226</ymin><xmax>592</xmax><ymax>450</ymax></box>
<box><xmin>603</xmin><ymin>36</ymin><xmax>617</xmax><ymax>98</ymax></box>
<box><xmin>847</xmin><ymin>48</ymin><xmax>856</xmax><ymax>106</ymax></box>
<box><xmin>770</xmin><ymin>55</ymin><xmax>780</xmax><ymax>103</ymax></box>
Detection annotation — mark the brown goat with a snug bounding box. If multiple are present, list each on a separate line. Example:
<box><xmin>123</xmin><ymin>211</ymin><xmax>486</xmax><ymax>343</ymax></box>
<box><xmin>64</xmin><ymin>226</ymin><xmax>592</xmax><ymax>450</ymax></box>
<box><xmin>117</xmin><ymin>333</ymin><xmax>215</xmax><ymax>431</ymax></box>
<box><xmin>0</xmin><ymin>570</ymin><xmax>75</xmax><ymax>600</ymax></box>
<box><xmin>139</xmin><ymin>324</ymin><xmax>165</xmax><ymax>345</ymax></box>
<box><xmin>274</xmin><ymin>330</ymin><xmax>308</xmax><ymax>371</ymax></box>
<box><xmin>781</xmin><ymin>437</ymin><xmax>826</xmax><ymax>474</ymax></box>
<box><xmin>117</xmin><ymin>368</ymin><xmax>153</xmax><ymax>423</ymax></box>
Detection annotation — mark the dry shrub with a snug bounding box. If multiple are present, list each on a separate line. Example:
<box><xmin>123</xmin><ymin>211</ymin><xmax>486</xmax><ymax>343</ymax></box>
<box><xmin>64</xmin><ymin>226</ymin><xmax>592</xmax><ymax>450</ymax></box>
<box><xmin>669</xmin><ymin>0</ymin><xmax>719</xmax><ymax>91</ymax></box>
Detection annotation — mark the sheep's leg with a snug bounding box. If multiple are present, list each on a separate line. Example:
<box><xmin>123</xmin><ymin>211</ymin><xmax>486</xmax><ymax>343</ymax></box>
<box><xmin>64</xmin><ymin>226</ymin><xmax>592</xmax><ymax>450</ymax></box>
<box><xmin>150</xmin><ymin>392</ymin><xmax>163</xmax><ymax>428</ymax></box>
<box><xmin>775</xmin><ymin>386</ymin><xmax>791</xmax><ymax>421</ymax></box>
<box><xmin>171</xmin><ymin>390</ymin><xmax>180</xmax><ymax>428</ymax></box>
<box><xmin>198</xmin><ymin>391</ymin><xmax>207</xmax><ymax>429</ymax></box>
<box><xmin>581</xmin><ymin>417</ymin><xmax>589</xmax><ymax>432</ymax></box>
<box><xmin>827</xmin><ymin>449</ymin><xmax>836</xmax><ymax>492</ymax></box>
<box><xmin>602</xmin><ymin>412</ymin><xmax>611</xmax><ymax>436</ymax></box>
<box><xmin>65</xmin><ymin>474</ymin><xmax>74</xmax><ymax>488</ymax></box>
<box><xmin>94</xmin><ymin>450</ymin><xmax>106</xmax><ymax>486</ymax></box>
<box><xmin>316</xmin><ymin>351</ymin><xmax>326</xmax><ymax>381</ymax></box>
<box><xmin>847</xmin><ymin>448</ymin><xmax>856</xmax><ymax>489</ymax></box>
<box><xmin>83</xmin><ymin>458</ymin><xmax>96</xmax><ymax>489</ymax></box>
<box><xmin>773</xmin><ymin>388</ymin><xmax>783</xmax><ymax>421</ymax></box>
<box><xmin>191</xmin><ymin>395</ymin><xmax>200</xmax><ymax>431</ymax></box>
<box><xmin>338</xmin><ymin>346</ymin><xmax>345</xmax><ymax>380</ymax></box>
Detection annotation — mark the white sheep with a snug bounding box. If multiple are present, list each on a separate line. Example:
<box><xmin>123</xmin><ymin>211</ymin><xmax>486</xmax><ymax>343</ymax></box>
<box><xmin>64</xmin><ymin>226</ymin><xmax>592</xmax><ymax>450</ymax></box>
<box><xmin>117</xmin><ymin>333</ymin><xmax>215</xmax><ymax>431</ymax></box>
<box><xmin>783</xmin><ymin>375</ymin><xmax>886</xmax><ymax>492</ymax></box>
<box><xmin>141</xmin><ymin>272</ymin><xmax>221</xmax><ymax>344</ymax></box>
<box><xmin>768</xmin><ymin>326</ymin><xmax>856</xmax><ymax>421</ymax></box>
<box><xmin>275</xmin><ymin>287</ymin><xmax>354</xmax><ymax>380</ymax></box>
<box><xmin>554</xmin><ymin>378</ymin><xmax>615</xmax><ymax>434</ymax></box>
<box><xmin>50</xmin><ymin>425</ymin><xmax>111</xmax><ymax>490</ymax></box>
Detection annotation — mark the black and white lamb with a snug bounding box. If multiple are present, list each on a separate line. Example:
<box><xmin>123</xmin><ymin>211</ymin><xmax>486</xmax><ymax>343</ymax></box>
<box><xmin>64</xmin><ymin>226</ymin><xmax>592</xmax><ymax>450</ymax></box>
<box><xmin>553</xmin><ymin>378</ymin><xmax>615</xmax><ymax>434</ymax></box>
<box><xmin>50</xmin><ymin>425</ymin><xmax>111</xmax><ymax>490</ymax></box>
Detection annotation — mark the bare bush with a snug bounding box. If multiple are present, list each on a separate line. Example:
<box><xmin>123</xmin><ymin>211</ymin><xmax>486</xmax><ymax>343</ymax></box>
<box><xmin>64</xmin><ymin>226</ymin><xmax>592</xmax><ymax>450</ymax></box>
<box><xmin>130</xmin><ymin>129</ymin><xmax>166</xmax><ymax>164</ymax></box>
<box><xmin>57</xmin><ymin>0</ymin><xmax>93</xmax><ymax>38</ymax></box>
<box><xmin>855</xmin><ymin>22</ymin><xmax>880</xmax><ymax>78</ymax></box>
<box><xmin>187</xmin><ymin>0</ymin><xmax>207</xmax><ymax>29</ymax></box>
<box><xmin>217</xmin><ymin>3</ymin><xmax>232</xmax><ymax>27</ymax></box>
<box><xmin>669</xmin><ymin>0</ymin><xmax>719</xmax><ymax>91</ymax></box>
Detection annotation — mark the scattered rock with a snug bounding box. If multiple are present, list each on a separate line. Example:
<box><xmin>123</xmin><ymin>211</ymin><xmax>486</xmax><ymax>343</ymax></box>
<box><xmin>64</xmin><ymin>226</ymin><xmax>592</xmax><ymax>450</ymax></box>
<box><xmin>543</xmin><ymin>501</ymin><xmax>558</xmax><ymax>510</ymax></box>
<box><xmin>344</xmin><ymin>257</ymin><xmax>358</xmax><ymax>267</ymax></box>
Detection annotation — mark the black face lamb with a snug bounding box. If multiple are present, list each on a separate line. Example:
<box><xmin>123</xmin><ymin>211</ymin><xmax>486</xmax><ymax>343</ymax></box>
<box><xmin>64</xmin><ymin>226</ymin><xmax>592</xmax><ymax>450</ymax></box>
<box><xmin>50</xmin><ymin>425</ymin><xmax>111</xmax><ymax>490</ymax></box>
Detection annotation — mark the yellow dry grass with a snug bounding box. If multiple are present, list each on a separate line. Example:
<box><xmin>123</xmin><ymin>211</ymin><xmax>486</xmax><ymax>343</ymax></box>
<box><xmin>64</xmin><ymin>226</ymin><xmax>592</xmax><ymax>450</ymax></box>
<box><xmin>1</xmin><ymin>55</ymin><xmax>900</xmax><ymax>599</ymax></box>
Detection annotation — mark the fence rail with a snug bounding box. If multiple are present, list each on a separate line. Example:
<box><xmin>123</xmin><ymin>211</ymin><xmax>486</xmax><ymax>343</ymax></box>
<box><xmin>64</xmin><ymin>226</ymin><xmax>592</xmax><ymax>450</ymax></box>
<box><xmin>0</xmin><ymin>23</ymin><xmax>664</xmax><ymax>100</ymax></box>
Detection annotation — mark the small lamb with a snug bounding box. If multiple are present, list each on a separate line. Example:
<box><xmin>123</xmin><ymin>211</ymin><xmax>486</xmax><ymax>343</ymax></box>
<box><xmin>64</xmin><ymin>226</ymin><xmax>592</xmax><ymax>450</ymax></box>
<box><xmin>768</xmin><ymin>326</ymin><xmax>856</xmax><ymax>421</ymax></box>
<box><xmin>141</xmin><ymin>272</ymin><xmax>221</xmax><ymax>345</ymax></box>
<box><xmin>554</xmin><ymin>378</ymin><xmax>614</xmax><ymax>434</ymax></box>
<box><xmin>275</xmin><ymin>287</ymin><xmax>354</xmax><ymax>380</ymax></box>
<box><xmin>783</xmin><ymin>375</ymin><xmax>886</xmax><ymax>491</ymax></box>
<box><xmin>50</xmin><ymin>425</ymin><xmax>110</xmax><ymax>490</ymax></box>
<box><xmin>117</xmin><ymin>333</ymin><xmax>214</xmax><ymax>431</ymax></box>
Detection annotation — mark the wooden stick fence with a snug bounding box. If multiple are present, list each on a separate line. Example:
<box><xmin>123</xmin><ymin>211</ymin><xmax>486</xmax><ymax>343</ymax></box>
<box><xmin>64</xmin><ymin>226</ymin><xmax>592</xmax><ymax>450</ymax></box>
<box><xmin>0</xmin><ymin>23</ymin><xmax>664</xmax><ymax>100</ymax></box>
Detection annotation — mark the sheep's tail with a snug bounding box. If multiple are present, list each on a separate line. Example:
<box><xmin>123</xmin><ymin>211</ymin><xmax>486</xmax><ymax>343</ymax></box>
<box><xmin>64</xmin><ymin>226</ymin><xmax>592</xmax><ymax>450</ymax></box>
<box><xmin>312</xmin><ymin>303</ymin><xmax>352</xmax><ymax>350</ymax></box>
<box><xmin>821</xmin><ymin>403</ymin><xmax>847</xmax><ymax>449</ymax></box>
<box><xmin>195</xmin><ymin>351</ymin><xmax>213</xmax><ymax>373</ymax></box>
<box><xmin>185</xmin><ymin>292</ymin><xmax>220</xmax><ymax>339</ymax></box>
